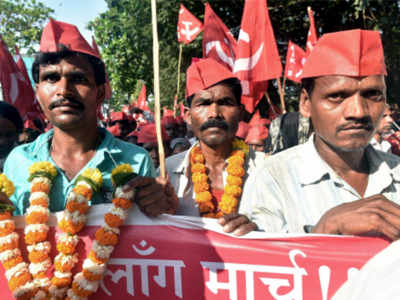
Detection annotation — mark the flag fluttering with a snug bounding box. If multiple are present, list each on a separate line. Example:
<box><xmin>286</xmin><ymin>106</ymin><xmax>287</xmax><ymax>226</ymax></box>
<box><xmin>177</xmin><ymin>4</ymin><xmax>203</xmax><ymax>44</ymax></box>
<box><xmin>284</xmin><ymin>41</ymin><xmax>306</xmax><ymax>83</ymax></box>
<box><xmin>202</xmin><ymin>3</ymin><xmax>237</xmax><ymax>71</ymax></box>
<box><xmin>136</xmin><ymin>83</ymin><xmax>151</xmax><ymax>111</ymax></box>
<box><xmin>306</xmin><ymin>7</ymin><xmax>318</xmax><ymax>55</ymax></box>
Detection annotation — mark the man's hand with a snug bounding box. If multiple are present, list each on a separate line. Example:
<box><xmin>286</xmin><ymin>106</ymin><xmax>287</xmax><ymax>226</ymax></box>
<box><xmin>312</xmin><ymin>195</ymin><xmax>400</xmax><ymax>240</ymax></box>
<box><xmin>122</xmin><ymin>176</ymin><xmax>178</xmax><ymax>217</ymax></box>
<box><xmin>218</xmin><ymin>213</ymin><xmax>257</xmax><ymax>236</ymax></box>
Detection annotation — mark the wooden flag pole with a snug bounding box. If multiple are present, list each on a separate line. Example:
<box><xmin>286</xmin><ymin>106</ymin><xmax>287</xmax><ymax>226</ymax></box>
<box><xmin>265</xmin><ymin>91</ymin><xmax>277</xmax><ymax>116</ymax></box>
<box><xmin>151</xmin><ymin>0</ymin><xmax>166</xmax><ymax>178</ymax></box>
<box><xmin>276</xmin><ymin>77</ymin><xmax>286</xmax><ymax>113</ymax></box>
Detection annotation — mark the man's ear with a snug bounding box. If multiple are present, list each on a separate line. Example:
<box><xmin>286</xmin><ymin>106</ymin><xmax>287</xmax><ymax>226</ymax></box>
<box><xmin>96</xmin><ymin>84</ymin><xmax>105</xmax><ymax>105</ymax></box>
<box><xmin>299</xmin><ymin>88</ymin><xmax>311</xmax><ymax>118</ymax></box>
<box><xmin>184</xmin><ymin>107</ymin><xmax>192</xmax><ymax>126</ymax></box>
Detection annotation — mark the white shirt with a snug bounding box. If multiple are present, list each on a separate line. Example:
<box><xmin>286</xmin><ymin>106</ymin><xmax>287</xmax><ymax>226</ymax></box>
<box><xmin>370</xmin><ymin>137</ymin><xmax>392</xmax><ymax>153</ymax></box>
<box><xmin>165</xmin><ymin>142</ymin><xmax>262</xmax><ymax>216</ymax></box>
<box><xmin>241</xmin><ymin>135</ymin><xmax>400</xmax><ymax>233</ymax></box>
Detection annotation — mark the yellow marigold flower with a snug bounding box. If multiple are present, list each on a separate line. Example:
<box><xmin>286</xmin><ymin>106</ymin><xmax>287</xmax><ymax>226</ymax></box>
<box><xmin>191</xmin><ymin>163</ymin><xmax>206</xmax><ymax>173</ymax></box>
<box><xmin>0</xmin><ymin>174</ymin><xmax>14</xmax><ymax>198</ymax></box>
<box><xmin>227</xmin><ymin>155</ymin><xmax>245</xmax><ymax>165</ymax></box>
<box><xmin>196</xmin><ymin>191</ymin><xmax>212</xmax><ymax>203</ymax></box>
<box><xmin>29</xmin><ymin>161</ymin><xmax>58</xmax><ymax>181</ymax></box>
<box><xmin>192</xmin><ymin>173</ymin><xmax>208</xmax><ymax>184</ymax></box>
<box><xmin>232</xmin><ymin>138</ymin><xmax>249</xmax><ymax>155</ymax></box>
<box><xmin>224</xmin><ymin>185</ymin><xmax>242</xmax><ymax>197</ymax></box>
<box><xmin>199</xmin><ymin>201</ymin><xmax>214</xmax><ymax>214</ymax></box>
<box><xmin>219</xmin><ymin>195</ymin><xmax>237</xmax><ymax>214</ymax></box>
<box><xmin>227</xmin><ymin>175</ymin><xmax>243</xmax><ymax>186</ymax></box>
<box><xmin>81</xmin><ymin>168</ymin><xmax>103</xmax><ymax>189</ymax></box>
<box><xmin>191</xmin><ymin>153</ymin><xmax>205</xmax><ymax>164</ymax></box>
<box><xmin>231</xmin><ymin>149</ymin><xmax>245</xmax><ymax>159</ymax></box>
<box><xmin>112</xmin><ymin>164</ymin><xmax>133</xmax><ymax>177</ymax></box>
<box><xmin>111</xmin><ymin>164</ymin><xmax>137</xmax><ymax>186</ymax></box>
<box><xmin>194</xmin><ymin>182</ymin><xmax>210</xmax><ymax>193</ymax></box>
<box><xmin>227</xmin><ymin>165</ymin><xmax>245</xmax><ymax>177</ymax></box>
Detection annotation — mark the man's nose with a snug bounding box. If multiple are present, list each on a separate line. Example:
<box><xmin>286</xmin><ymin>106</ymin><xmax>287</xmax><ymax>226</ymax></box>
<box><xmin>343</xmin><ymin>93</ymin><xmax>369</xmax><ymax>119</ymax></box>
<box><xmin>207</xmin><ymin>102</ymin><xmax>222</xmax><ymax>119</ymax></box>
<box><xmin>55</xmin><ymin>77</ymin><xmax>73</xmax><ymax>98</ymax></box>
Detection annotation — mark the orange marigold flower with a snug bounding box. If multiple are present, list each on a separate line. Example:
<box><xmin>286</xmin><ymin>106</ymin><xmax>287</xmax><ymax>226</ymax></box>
<box><xmin>16</xmin><ymin>289</ymin><xmax>37</xmax><ymax>300</ymax></box>
<box><xmin>219</xmin><ymin>195</ymin><xmax>237</xmax><ymax>214</ymax></box>
<box><xmin>201</xmin><ymin>212</ymin><xmax>217</xmax><ymax>218</ymax></box>
<box><xmin>31</xmin><ymin>182</ymin><xmax>50</xmax><ymax>194</ymax></box>
<box><xmin>72</xmin><ymin>282</ymin><xmax>93</xmax><ymax>298</ymax></box>
<box><xmin>54</xmin><ymin>259</ymin><xmax>74</xmax><ymax>273</ymax></box>
<box><xmin>195</xmin><ymin>191</ymin><xmax>212</xmax><ymax>203</ymax></box>
<box><xmin>227</xmin><ymin>155</ymin><xmax>244</xmax><ymax>165</ymax></box>
<box><xmin>0</xmin><ymin>221</ymin><xmax>15</xmax><ymax>237</ymax></box>
<box><xmin>83</xmin><ymin>269</ymin><xmax>102</xmax><ymax>281</ymax></box>
<box><xmin>224</xmin><ymin>185</ymin><xmax>242</xmax><ymax>197</ymax></box>
<box><xmin>231</xmin><ymin>149</ymin><xmax>245</xmax><ymax>158</ymax></box>
<box><xmin>51</xmin><ymin>276</ymin><xmax>71</xmax><ymax>288</ymax></box>
<box><xmin>0</xmin><ymin>211</ymin><xmax>11</xmax><ymax>221</ymax></box>
<box><xmin>8</xmin><ymin>271</ymin><xmax>31</xmax><ymax>291</ymax></box>
<box><xmin>25</xmin><ymin>230</ymin><xmax>47</xmax><ymax>245</ymax></box>
<box><xmin>191</xmin><ymin>163</ymin><xmax>206</xmax><ymax>173</ymax></box>
<box><xmin>192</xmin><ymin>173</ymin><xmax>208</xmax><ymax>184</ymax></box>
<box><xmin>191</xmin><ymin>153</ymin><xmax>205</xmax><ymax>164</ymax></box>
<box><xmin>3</xmin><ymin>256</ymin><xmax>23</xmax><ymax>270</ymax></box>
<box><xmin>73</xmin><ymin>185</ymin><xmax>93</xmax><ymax>199</ymax></box>
<box><xmin>112</xmin><ymin>198</ymin><xmax>131</xmax><ymax>210</ymax></box>
<box><xmin>0</xmin><ymin>239</ymin><xmax>18</xmax><ymax>252</ymax></box>
<box><xmin>95</xmin><ymin>228</ymin><xmax>118</xmax><ymax>246</ymax></box>
<box><xmin>88</xmin><ymin>250</ymin><xmax>108</xmax><ymax>264</ymax></box>
<box><xmin>104</xmin><ymin>213</ymin><xmax>124</xmax><ymax>228</ymax></box>
<box><xmin>30</xmin><ymin>197</ymin><xmax>49</xmax><ymax>207</ymax></box>
<box><xmin>194</xmin><ymin>182</ymin><xmax>209</xmax><ymax>193</ymax></box>
<box><xmin>57</xmin><ymin>242</ymin><xmax>76</xmax><ymax>255</ymax></box>
<box><xmin>66</xmin><ymin>200</ymin><xmax>89</xmax><ymax>214</ymax></box>
<box><xmin>26</xmin><ymin>212</ymin><xmax>48</xmax><ymax>225</ymax></box>
<box><xmin>198</xmin><ymin>201</ymin><xmax>214</xmax><ymax>214</ymax></box>
<box><xmin>58</xmin><ymin>219</ymin><xmax>84</xmax><ymax>235</ymax></box>
<box><xmin>226</xmin><ymin>165</ymin><xmax>245</xmax><ymax>177</ymax></box>
<box><xmin>33</xmin><ymin>271</ymin><xmax>47</xmax><ymax>279</ymax></box>
<box><xmin>28</xmin><ymin>251</ymin><xmax>48</xmax><ymax>263</ymax></box>
<box><xmin>227</xmin><ymin>175</ymin><xmax>243</xmax><ymax>186</ymax></box>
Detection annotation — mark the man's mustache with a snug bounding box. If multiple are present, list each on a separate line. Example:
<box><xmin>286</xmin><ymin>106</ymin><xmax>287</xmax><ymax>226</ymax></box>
<box><xmin>337</xmin><ymin>117</ymin><xmax>374</xmax><ymax>131</ymax></box>
<box><xmin>200</xmin><ymin>119</ymin><xmax>229</xmax><ymax>131</ymax></box>
<box><xmin>48</xmin><ymin>98</ymin><xmax>84</xmax><ymax>110</ymax></box>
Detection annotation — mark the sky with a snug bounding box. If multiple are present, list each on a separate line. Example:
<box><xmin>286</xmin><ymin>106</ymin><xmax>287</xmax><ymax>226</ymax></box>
<box><xmin>41</xmin><ymin>0</ymin><xmax>108</xmax><ymax>43</ymax></box>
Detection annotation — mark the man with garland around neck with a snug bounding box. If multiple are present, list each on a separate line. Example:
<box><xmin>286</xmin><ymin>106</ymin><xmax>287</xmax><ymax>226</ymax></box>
<box><xmin>0</xmin><ymin>19</ymin><xmax>177</xmax><ymax>216</ymax></box>
<box><xmin>165</xmin><ymin>58</ymin><xmax>258</xmax><ymax>236</ymax></box>
<box><xmin>242</xmin><ymin>29</ymin><xmax>400</xmax><ymax>240</ymax></box>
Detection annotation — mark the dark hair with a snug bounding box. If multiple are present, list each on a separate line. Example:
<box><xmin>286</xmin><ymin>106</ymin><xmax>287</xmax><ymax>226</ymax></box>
<box><xmin>186</xmin><ymin>77</ymin><xmax>242</xmax><ymax>107</ymax></box>
<box><xmin>0</xmin><ymin>102</ymin><xmax>23</xmax><ymax>133</ymax></box>
<box><xmin>301</xmin><ymin>78</ymin><xmax>315</xmax><ymax>97</ymax></box>
<box><xmin>32</xmin><ymin>46</ymin><xmax>106</xmax><ymax>85</ymax></box>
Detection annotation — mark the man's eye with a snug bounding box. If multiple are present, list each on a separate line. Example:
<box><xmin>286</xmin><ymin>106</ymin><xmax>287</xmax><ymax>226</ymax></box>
<box><xmin>43</xmin><ymin>74</ymin><xmax>59</xmax><ymax>82</ymax></box>
<box><xmin>72</xmin><ymin>75</ymin><xmax>87</xmax><ymax>83</ymax></box>
<box><xmin>327</xmin><ymin>92</ymin><xmax>346</xmax><ymax>102</ymax></box>
<box><xmin>363</xmin><ymin>90</ymin><xmax>384</xmax><ymax>101</ymax></box>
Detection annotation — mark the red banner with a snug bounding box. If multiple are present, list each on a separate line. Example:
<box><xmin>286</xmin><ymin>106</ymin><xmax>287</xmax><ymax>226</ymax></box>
<box><xmin>0</xmin><ymin>205</ymin><xmax>389</xmax><ymax>299</ymax></box>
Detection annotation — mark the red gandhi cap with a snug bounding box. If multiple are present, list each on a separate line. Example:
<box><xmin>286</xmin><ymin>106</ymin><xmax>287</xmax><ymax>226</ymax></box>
<box><xmin>301</xmin><ymin>29</ymin><xmax>387</xmax><ymax>78</ymax></box>
<box><xmin>137</xmin><ymin>123</ymin><xmax>170</xmax><ymax>144</ymax></box>
<box><xmin>40</xmin><ymin>18</ymin><xmax>99</xmax><ymax>58</ymax></box>
<box><xmin>186</xmin><ymin>58</ymin><xmax>238</xmax><ymax>98</ymax></box>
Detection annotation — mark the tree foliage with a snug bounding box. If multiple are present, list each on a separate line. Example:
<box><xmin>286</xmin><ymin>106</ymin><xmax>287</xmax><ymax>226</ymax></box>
<box><xmin>0</xmin><ymin>0</ymin><xmax>53</xmax><ymax>54</ymax></box>
<box><xmin>89</xmin><ymin>0</ymin><xmax>400</xmax><ymax>111</ymax></box>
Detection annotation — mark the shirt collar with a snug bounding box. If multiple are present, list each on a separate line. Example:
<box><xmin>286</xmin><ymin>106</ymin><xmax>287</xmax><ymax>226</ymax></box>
<box><xmin>173</xmin><ymin>141</ymin><xmax>198</xmax><ymax>176</ymax></box>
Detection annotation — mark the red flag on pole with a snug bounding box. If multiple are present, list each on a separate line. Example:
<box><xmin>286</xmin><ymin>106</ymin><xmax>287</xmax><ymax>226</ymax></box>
<box><xmin>202</xmin><ymin>3</ymin><xmax>237</xmax><ymax>71</ymax></box>
<box><xmin>284</xmin><ymin>41</ymin><xmax>306</xmax><ymax>83</ymax></box>
<box><xmin>136</xmin><ymin>83</ymin><xmax>150</xmax><ymax>111</ymax></box>
<box><xmin>177</xmin><ymin>4</ymin><xmax>203</xmax><ymax>44</ymax></box>
<box><xmin>306</xmin><ymin>7</ymin><xmax>318</xmax><ymax>55</ymax></box>
<box><xmin>0</xmin><ymin>36</ymin><xmax>37</xmax><ymax>120</ymax></box>
<box><xmin>92</xmin><ymin>36</ymin><xmax>112</xmax><ymax>100</ymax></box>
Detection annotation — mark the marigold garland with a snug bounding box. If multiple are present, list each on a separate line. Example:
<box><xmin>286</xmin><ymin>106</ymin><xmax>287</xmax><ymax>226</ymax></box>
<box><xmin>66</xmin><ymin>163</ymin><xmax>136</xmax><ymax>300</ymax></box>
<box><xmin>191</xmin><ymin>139</ymin><xmax>249</xmax><ymax>217</ymax></box>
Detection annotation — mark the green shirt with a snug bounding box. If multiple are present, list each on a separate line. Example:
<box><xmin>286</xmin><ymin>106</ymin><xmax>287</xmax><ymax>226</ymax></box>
<box><xmin>4</xmin><ymin>128</ymin><xmax>155</xmax><ymax>215</ymax></box>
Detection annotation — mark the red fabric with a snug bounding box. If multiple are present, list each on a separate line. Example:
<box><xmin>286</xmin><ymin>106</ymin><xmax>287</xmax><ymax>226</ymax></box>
<box><xmin>0</xmin><ymin>37</ymin><xmax>38</xmax><ymax>121</ymax></box>
<box><xmin>177</xmin><ymin>4</ymin><xmax>203</xmax><ymax>44</ymax></box>
<box><xmin>245</xmin><ymin>125</ymin><xmax>269</xmax><ymax>143</ymax></box>
<box><xmin>110</xmin><ymin>111</ymin><xmax>129</xmax><ymax>121</ymax></box>
<box><xmin>306</xmin><ymin>7</ymin><xmax>318</xmax><ymax>55</ymax></box>
<box><xmin>137</xmin><ymin>123</ymin><xmax>170</xmax><ymax>144</ymax></box>
<box><xmin>302</xmin><ymin>29</ymin><xmax>387</xmax><ymax>78</ymax></box>
<box><xmin>40</xmin><ymin>18</ymin><xmax>99</xmax><ymax>58</ymax></box>
<box><xmin>127</xmin><ymin>130</ymin><xmax>138</xmax><ymax>137</ymax></box>
<box><xmin>235</xmin><ymin>121</ymin><xmax>250</xmax><ymax>139</ymax></box>
<box><xmin>202</xmin><ymin>3</ymin><xmax>237</xmax><ymax>71</ymax></box>
<box><xmin>136</xmin><ymin>83</ymin><xmax>151</xmax><ymax>111</ymax></box>
<box><xmin>268</xmin><ymin>104</ymin><xmax>282</xmax><ymax>120</ymax></box>
<box><xmin>163</xmin><ymin>107</ymin><xmax>174</xmax><ymax>118</ymax></box>
<box><xmin>240</xmin><ymin>81</ymin><xmax>268</xmax><ymax>113</ymax></box>
<box><xmin>211</xmin><ymin>189</ymin><xmax>224</xmax><ymax>212</ymax></box>
<box><xmin>233</xmin><ymin>0</ymin><xmax>282</xmax><ymax>82</ymax></box>
<box><xmin>180</xmin><ymin>102</ymin><xmax>186</xmax><ymax>117</ymax></box>
<box><xmin>106</xmin><ymin>124</ymin><xmax>121</xmax><ymax>137</ymax></box>
<box><xmin>284</xmin><ymin>41</ymin><xmax>306</xmax><ymax>83</ymax></box>
<box><xmin>186</xmin><ymin>58</ymin><xmax>237</xmax><ymax>98</ymax></box>
<box><xmin>24</xmin><ymin>119</ymin><xmax>39</xmax><ymax>131</ymax></box>
<box><xmin>162</xmin><ymin>115</ymin><xmax>177</xmax><ymax>126</ymax></box>
<box><xmin>92</xmin><ymin>36</ymin><xmax>112</xmax><ymax>99</ymax></box>
<box><xmin>175</xmin><ymin>115</ymin><xmax>185</xmax><ymax>125</ymax></box>
<box><xmin>249</xmin><ymin>110</ymin><xmax>270</xmax><ymax>127</ymax></box>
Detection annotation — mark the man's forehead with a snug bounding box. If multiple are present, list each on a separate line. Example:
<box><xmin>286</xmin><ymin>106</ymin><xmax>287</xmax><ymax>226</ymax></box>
<box><xmin>314</xmin><ymin>74</ymin><xmax>386</xmax><ymax>90</ymax></box>
<box><xmin>193</xmin><ymin>84</ymin><xmax>234</xmax><ymax>100</ymax></box>
<box><xmin>39</xmin><ymin>55</ymin><xmax>93</xmax><ymax>74</ymax></box>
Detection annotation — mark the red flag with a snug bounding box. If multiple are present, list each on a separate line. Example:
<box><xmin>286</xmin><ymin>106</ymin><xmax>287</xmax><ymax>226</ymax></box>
<box><xmin>234</xmin><ymin>0</ymin><xmax>282</xmax><ymax>82</ymax></box>
<box><xmin>306</xmin><ymin>7</ymin><xmax>318</xmax><ymax>55</ymax></box>
<box><xmin>136</xmin><ymin>84</ymin><xmax>150</xmax><ymax>111</ymax></box>
<box><xmin>240</xmin><ymin>81</ymin><xmax>268</xmax><ymax>113</ymax></box>
<box><xmin>284</xmin><ymin>41</ymin><xmax>306</xmax><ymax>83</ymax></box>
<box><xmin>92</xmin><ymin>36</ymin><xmax>112</xmax><ymax>100</ymax></box>
<box><xmin>202</xmin><ymin>3</ymin><xmax>237</xmax><ymax>71</ymax></box>
<box><xmin>0</xmin><ymin>36</ymin><xmax>37</xmax><ymax>120</ymax></box>
<box><xmin>177</xmin><ymin>4</ymin><xmax>203</xmax><ymax>44</ymax></box>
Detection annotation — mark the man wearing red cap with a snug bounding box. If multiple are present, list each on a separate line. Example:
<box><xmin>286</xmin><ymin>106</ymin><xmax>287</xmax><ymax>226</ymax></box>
<box><xmin>2</xmin><ymin>19</ymin><xmax>176</xmax><ymax>217</ymax></box>
<box><xmin>242</xmin><ymin>29</ymin><xmax>400</xmax><ymax>240</ymax></box>
<box><xmin>165</xmin><ymin>58</ymin><xmax>258</xmax><ymax>236</ymax></box>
